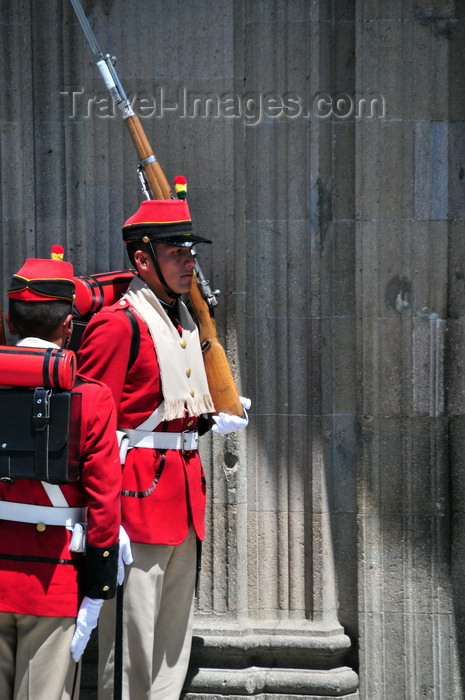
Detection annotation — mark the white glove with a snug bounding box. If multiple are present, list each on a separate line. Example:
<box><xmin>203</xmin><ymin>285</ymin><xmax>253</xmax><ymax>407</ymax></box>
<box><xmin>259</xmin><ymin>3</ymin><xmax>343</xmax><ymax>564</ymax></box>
<box><xmin>211</xmin><ymin>397</ymin><xmax>251</xmax><ymax>435</ymax></box>
<box><xmin>117</xmin><ymin>525</ymin><xmax>134</xmax><ymax>585</ymax></box>
<box><xmin>70</xmin><ymin>596</ymin><xmax>104</xmax><ymax>662</ymax></box>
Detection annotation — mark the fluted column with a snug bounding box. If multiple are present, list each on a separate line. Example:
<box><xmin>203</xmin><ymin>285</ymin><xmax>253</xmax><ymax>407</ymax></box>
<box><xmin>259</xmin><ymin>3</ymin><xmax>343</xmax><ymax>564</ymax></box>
<box><xmin>185</xmin><ymin>2</ymin><xmax>359</xmax><ymax>697</ymax></box>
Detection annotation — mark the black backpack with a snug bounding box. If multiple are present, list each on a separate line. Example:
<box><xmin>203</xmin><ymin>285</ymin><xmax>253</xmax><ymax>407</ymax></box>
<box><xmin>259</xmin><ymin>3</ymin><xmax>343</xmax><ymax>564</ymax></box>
<box><xmin>0</xmin><ymin>346</ymin><xmax>81</xmax><ymax>484</ymax></box>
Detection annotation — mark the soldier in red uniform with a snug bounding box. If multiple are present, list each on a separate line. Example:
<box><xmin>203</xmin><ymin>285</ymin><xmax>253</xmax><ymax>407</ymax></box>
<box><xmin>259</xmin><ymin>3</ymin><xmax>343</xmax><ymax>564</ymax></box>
<box><xmin>0</xmin><ymin>255</ymin><xmax>123</xmax><ymax>700</ymax></box>
<box><xmin>77</xmin><ymin>199</ymin><xmax>249</xmax><ymax>700</ymax></box>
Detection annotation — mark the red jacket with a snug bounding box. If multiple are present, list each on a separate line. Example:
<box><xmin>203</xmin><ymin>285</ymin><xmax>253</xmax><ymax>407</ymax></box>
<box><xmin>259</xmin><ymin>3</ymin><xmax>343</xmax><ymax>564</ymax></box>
<box><xmin>77</xmin><ymin>299</ymin><xmax>207</xmax><ymax>545</ymax></box>
<box><xmin>0</xmin><ymin>375</ymin><xmax>122</xmax><ymax>617</ymax></box>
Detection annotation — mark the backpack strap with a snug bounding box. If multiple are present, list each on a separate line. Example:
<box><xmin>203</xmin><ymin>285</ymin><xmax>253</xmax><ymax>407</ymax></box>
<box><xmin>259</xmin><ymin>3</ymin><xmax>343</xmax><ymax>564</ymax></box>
<box><xmin>41</xmin><ymin>481</ymin><xmax>69</xmax><ymax>507</ymax></box>
<box><xmin>120</xmin><ymin>305</ymin><xmax>166</xmax><ymax>432</ymax></box>
<box><xmin>32</xmin><ymin>387</ymin><xmax>52</xmax><ymax>479</ymax></box>
<box><xmin>120</xmin><ymin>307</ymin><xmax>140</xmax><ymax>371</ymax></box>
<box><xmin>115</xmin><ymin>307</ymin><xmax>167</xmax><ymax>464</ymax></box>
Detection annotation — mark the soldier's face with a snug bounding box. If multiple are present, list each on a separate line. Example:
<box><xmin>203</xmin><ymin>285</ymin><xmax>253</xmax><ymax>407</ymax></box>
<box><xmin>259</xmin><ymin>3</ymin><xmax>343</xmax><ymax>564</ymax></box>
<box><xmin>135</xmin><ymin>244</ymin><xmax>195</xmax><ymax>302</ymax></box>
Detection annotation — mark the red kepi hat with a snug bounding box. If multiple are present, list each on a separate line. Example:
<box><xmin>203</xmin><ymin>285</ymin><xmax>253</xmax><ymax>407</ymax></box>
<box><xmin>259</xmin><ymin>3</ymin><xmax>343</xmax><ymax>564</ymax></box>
<box><xmin>122</xmin><ymin>198</ymin><xmax>211</xmax><ymax>247</ymax></box>
<box><xmin>8</xmin><ymin>246</ymin><xmax>75</xmax><ymax>302</ymax></box>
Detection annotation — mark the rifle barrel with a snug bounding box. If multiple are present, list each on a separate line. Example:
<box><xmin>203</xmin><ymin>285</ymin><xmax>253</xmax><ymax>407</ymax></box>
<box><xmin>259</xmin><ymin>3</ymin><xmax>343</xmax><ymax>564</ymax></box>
<box><xmin>69</xmin><ymin>0</ymin><xmax>104</xmax><ymax>59</ymax></box>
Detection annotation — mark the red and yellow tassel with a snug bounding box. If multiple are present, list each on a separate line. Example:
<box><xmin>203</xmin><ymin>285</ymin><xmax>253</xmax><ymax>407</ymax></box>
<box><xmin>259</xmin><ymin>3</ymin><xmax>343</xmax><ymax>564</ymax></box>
<box><xmin>174</xmin><ymin>175</ymin><xmax>187</xmax><ymax>200</ymax></box>
<box><xmin>51</xmin><ymin>245</ymin><xmax>65</xmax><ymax>260</ymax></box>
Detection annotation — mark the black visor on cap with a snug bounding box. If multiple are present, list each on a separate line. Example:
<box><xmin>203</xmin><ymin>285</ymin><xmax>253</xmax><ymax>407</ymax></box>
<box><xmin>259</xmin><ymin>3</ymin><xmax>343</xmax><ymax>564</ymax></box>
<box><xmin>8</xmin><ymin>275</ymin><xmax>75</xmax><ymax>302</ymax></box>
<box><xmin>152</xmin><ymin>235</ymin><xmax>212</xmax><ymax>246</ymax></box>
<box><xmin>124</xmin><ymin>231</ymin><xmax>212</xmax><ymax>245</ymax></box>
<box><xmin>122</xmin><ymin>221</ymin><xmax>211</xmax><ymax>245</ymax></box>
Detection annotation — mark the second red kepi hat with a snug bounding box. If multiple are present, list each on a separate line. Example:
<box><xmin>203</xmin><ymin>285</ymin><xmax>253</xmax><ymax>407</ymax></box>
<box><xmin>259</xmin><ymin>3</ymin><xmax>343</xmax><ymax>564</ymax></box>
<box><xmin>8</xmin><ymin>249</ymin><xmax>75</xmax><ymax>303</ymax></box>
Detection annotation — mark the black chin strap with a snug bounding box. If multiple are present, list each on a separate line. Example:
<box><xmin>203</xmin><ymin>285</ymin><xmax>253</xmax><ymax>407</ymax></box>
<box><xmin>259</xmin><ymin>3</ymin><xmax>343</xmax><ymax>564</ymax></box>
<box><xmin>147</xmin><ymin>240</ymin><xmax>180</xmax><ymax>300</ymax></box>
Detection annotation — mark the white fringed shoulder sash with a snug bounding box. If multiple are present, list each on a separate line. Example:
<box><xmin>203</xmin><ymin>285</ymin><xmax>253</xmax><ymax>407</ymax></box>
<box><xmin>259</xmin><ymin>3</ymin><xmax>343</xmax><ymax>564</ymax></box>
<box><xmin>123</xmin><ymin>276</ymin><xmax>214</xmax><ymax>421</ymax></box>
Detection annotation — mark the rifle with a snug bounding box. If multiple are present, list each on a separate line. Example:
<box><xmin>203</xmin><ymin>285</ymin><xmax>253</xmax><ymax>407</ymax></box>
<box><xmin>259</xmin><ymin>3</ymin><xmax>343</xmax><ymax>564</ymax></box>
<box><xmin>69</xmin><ymin>0</ymin><xmax>244</xmax><ymax>416</ymax></box>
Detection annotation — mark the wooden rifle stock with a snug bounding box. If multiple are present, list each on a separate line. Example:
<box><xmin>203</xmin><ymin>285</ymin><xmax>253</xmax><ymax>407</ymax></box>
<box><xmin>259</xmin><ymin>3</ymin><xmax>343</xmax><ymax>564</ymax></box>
<box><xmin>124</xmin><ymin>115</ymin><xmax>172</xmax><ymax>200</ymax></box>
<box><xmin>189</xmin><ymin>273</ymin><xmax>244</xmax><ymax>417</ymax></box>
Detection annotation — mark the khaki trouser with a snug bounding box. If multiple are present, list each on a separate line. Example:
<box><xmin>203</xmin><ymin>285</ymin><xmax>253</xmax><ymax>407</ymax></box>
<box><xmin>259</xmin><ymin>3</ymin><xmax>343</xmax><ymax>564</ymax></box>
<box><xmin>98</xmin><ymin>527</ymin><xmax>197</xmax><ymax>700</ymax></box>
<box><xmin>0</xmin><ymin>613</ymin><xmax>80</xmax><ymax>700</ymax></box>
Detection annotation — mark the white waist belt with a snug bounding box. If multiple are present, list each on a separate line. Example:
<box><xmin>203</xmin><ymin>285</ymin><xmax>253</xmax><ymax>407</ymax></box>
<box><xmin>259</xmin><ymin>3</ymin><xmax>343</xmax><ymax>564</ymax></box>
<box><xmin>121</xmin><ymin>428</ymin><xmax>199</xmax><ymax>452</ymax></box>
<box><xmin>0</xmin><ymin>501</ymin><xmax>86</xmax><ymax>527</ymax></box>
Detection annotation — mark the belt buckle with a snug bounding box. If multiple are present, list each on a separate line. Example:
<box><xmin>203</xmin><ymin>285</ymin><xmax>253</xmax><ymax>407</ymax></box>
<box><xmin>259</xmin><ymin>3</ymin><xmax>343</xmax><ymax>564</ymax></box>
<box><xmin>181</xmin><ymin>430</ymin><xmax>198</xmax><ymax>454</ymax></box>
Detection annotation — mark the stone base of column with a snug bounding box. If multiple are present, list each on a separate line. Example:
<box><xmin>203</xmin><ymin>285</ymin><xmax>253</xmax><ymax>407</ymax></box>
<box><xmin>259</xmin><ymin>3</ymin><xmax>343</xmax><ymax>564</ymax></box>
<box><xmin>183</xmin><ymin>620</ymin><xmax>359</xmax><ymax>698</ymax></box>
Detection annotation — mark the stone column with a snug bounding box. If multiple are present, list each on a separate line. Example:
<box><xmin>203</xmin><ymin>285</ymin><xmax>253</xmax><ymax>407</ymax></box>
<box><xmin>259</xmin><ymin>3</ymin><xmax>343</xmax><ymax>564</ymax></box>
<box><xmin>185</xmin><ymin>2</ymin><xmax>359</xmax><ymax>697</ymax></box>
<box><xmin>355</xmin><ymin>2</ymin><xmax>463</xmax><ymax>698</ymax></box>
